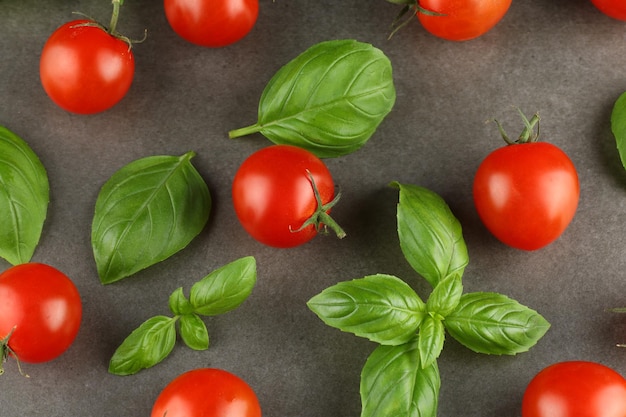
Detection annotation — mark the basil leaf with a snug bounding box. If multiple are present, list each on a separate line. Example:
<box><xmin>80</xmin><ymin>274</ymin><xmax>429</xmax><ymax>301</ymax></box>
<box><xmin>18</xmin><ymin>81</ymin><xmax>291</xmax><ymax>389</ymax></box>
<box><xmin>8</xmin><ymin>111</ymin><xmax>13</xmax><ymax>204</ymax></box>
<box><xmin>92</xmin><ymin>152</ymin><xmax>211</xmax><ymax>284</ymax></box>
<box><xmin>611</xmin><ymin>91</ymin><xmax>626</xmax><ymax>170</ymax></box>
<box><xmin>169</xmin><ymin>287</ymin><xmax>194</xmax><ymax>316</ymax></box>
<box><xmin>228</xmin><ymin>39</ymin><xmax>396</xmax><ymax>158</ymax></box>
<box><xmin>444</xmin><ymin>292</ymin><xmax>551</xmax><ymax>355</ymax></box>
<box><xmin>361</xmin><ymin>336</ymin><xmax>440</xmax><ymax>417</ymax></box>
<box><xmin>190</xmin><ymin>256</ymin><xmax>256</xmax><ymax>316</ymax></box>
<box><xmin>307</xmin><ymin>274</ymin><xmax>426</xmax><ymax>346</ymax></box>
<box><xmin>0</xmin><ymin>126</ymin><xmax>49</xmax><ymax>265</ymax></box>
<box><xmin>179</xmin><ymin>313</ymin><xmax>209</xmax><ymax>351</ymax></box>
<box><xmin>109</xmin><ymin>316</ymin><xmax>177</xmax><ymax>376</ymax></box>
<box><xmin>426</xmin><ymin>272</ymin><xmax>463</xmax><ymax>318</ymax></box>
<box><xmin>418</xmin><ymin>316</ymin><xmax>445</xmax><ymax>369</ymax></box>
<box><xmin>392</xmin><ymin>182</ymin><xmax>469</xmax><ymax>288</ymax></box>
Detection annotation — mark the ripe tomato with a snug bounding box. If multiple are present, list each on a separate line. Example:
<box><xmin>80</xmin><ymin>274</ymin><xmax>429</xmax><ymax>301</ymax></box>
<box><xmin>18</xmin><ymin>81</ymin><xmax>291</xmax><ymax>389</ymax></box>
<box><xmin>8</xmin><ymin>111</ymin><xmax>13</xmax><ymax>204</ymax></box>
<box><xmin>232</xmin><ymin>145</ymin><xmax>343</xmax><ymax>248</ymax></box>
<box><xmin>522</xmin><ymin>361</ymin><xmax>626</xmax><ymax>417</ymax></box>
<box><xmin>590</xmin><ymin>0</ymin><xmax>626</xmax><ymax>20</ymax></box>
<box><xmin>151</xmin><ymin>368</ymin><xmax>261</xmax><ymax>417</ymax></box>
<box><xmin>473</xmin><ymin>116</ymin><xmax>579</xmax><ymax>251</ymax></box>
<box><xmin>40</xmin><ymin>20</ymin><xmax>135</xmax><ymax>114</ymax></box>
<box><xmin>0</xmin><ymin>263</ymin><xmax>82</xmax><ymax>367</ymax></box>
<box><xmin>164</xmin><ymin>0</ymin><xmax>259</xmax><ymax>47</ymax></box>
<box><xmin>417</xmin><ymin>0</ymin><xmax>512</xmax><ymax>41</ymax></box>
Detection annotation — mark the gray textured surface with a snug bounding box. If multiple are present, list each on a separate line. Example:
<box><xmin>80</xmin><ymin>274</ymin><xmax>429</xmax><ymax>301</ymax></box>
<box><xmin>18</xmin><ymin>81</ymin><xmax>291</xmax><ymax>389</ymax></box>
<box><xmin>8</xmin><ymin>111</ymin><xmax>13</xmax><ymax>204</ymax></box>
<box><xmin>2</xmin><ymin>0</ymin><xmax>626</xmax><ymax>416</ymax></box>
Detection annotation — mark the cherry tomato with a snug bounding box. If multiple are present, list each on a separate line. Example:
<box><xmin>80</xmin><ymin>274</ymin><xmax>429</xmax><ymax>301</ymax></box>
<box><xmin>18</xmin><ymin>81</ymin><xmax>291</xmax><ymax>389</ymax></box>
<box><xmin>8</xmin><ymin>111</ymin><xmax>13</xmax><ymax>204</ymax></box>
<box><xmin>40</xmin><ymin>20</ymin><xmax>135</xmax><ymax>114</ymax></box>
<box><xmin>151</xmin><ymin>368</ymin><xmax>261</xmax><ymax>417</ymax></box>
<box><xmin>473</xmin><ymin>114</ymin><xmax>579</xmax><ymax>250</ymax></box>
<box><xmin>0</xmin><ymin>263</ymin><xmax>82</xmax><ymax>367</ymax></box>
<box><xmin>164</xmin><ymin>0</ymin><xmax>259</xmax><ymax>47</ymax></box>
<box><xmin>590</xmin><ymin>0</ymin><xmax>626</xmax><ymax>20</ymax></box>
<box><xmin>522</xmin><ymin>361</ymin><xmax>626</xmax><ymax>417</ymax></box>
<box><xmin>417</xmin><ymin>0</ymin><xmax>512</xmax><ymax>41</ymax></box>
<box><xmin>232</xmin><ymin>145</ymin><xmax>342</xmax><ymax>248</ymax></box>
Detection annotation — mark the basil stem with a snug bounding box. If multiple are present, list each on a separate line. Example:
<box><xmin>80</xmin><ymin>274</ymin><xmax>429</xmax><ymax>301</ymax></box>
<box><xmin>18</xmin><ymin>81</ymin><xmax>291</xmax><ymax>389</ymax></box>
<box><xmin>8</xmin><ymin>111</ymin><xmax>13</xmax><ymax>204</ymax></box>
<box><xmin>229</xmin><ymin>39</ymin><xmax>396</xmax><ymax>158</ymax></box>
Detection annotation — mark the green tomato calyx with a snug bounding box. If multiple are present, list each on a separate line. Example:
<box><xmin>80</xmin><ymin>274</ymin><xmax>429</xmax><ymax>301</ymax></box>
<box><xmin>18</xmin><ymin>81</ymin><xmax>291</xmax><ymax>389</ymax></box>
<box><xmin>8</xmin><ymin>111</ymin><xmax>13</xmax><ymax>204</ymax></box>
<box><xmin>0</xmin><ymin>327</ymin><xmax>29</xmax><ymax>378</ymax></box>
<box><xmin>291</xmin><ymin>170</ymin><xmax>346</xmax><ymax>240</ymax></box>
<box><xmin>493</xmin><ymin>108</ymin><xmax>541</xmax><ymax>145</ymax></box>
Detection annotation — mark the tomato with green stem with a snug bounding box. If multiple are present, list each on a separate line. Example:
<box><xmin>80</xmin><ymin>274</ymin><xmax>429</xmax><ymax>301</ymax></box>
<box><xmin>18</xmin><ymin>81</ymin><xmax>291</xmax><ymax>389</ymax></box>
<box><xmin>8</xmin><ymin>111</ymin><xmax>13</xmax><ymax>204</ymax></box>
<box><xmin>522</xmin><ymin>361</ymin><xmax>626</xmax><ymax>417</ymax></box>
<box><xmin>472</xmin><ymin>110</ymin><xmax>579</xmax><ymax>251</ymax></box>
<box><xmin>232</xmin><ymin>145</ymin><xmax>344</xmax><ymax>248</ymax></box>
<box><xmin>164</xmin><ymin>0</ymin><xmax>259</xmax><ymax>47</ymax></box>
<box><xmin>39</xmin><ymin>1</ymin><xmax>140</xmax><ymax>114</ymax></box>
<box><xmin>389</xmin><ymin>0</ymin><xmax>511</xmax><ymax>41</ymax></box>
<box><xmin>590</xmin><ymin>0</ymin><xmax>626</xmax><ymax>20</ymax></box>
<box><xmin>151</xmin><ymin>368</ymin><xmax>261</xmax><ymax>417</ymax></box>
<box><xmin>0</xmin><ymin>263</ymin><xmax>82</xmax><ymax>374</ymax></box>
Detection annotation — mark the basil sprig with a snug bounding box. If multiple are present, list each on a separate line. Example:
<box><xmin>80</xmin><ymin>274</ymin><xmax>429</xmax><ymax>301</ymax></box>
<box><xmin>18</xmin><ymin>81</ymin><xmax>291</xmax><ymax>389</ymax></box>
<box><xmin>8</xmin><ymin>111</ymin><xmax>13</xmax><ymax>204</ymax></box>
<box><xmin>0</xmin><ymin>126</ymin><xmax>49</xmax><ymax>265</ymax></box>
<box><xmin>91</xmin><ymin>152</ymin><xmax>211</xmax><ymax>284</ymax></box>
<box><xmin>228</xmin><ymin>39</ymin><xmax>396</xmax><ymax>158</ymax></box>
<box><xmin>109</xmin><ymin>256</ymin><xmax>256</xmax><ymax>376</ymax></box>
<box><xmin>308</xmin><ymin>183</ymin><xmax>550</xmax><ymax>417</ymax></box>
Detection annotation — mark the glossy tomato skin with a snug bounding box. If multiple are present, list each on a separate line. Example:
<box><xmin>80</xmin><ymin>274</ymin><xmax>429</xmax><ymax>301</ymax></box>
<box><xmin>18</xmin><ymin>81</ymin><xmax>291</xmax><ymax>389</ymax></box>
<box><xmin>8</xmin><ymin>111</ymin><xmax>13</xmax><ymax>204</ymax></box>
<box><xmin>164</xmin><ymin>0</ymin><xmax>259</xmax><ymax>47</ymax></box>
<box><xmin>232</xmin><ymin>145</ymin><xmax>336</xmax><ymax>248</ymax></box>
<box><xmin>522</xmin><ymin>361</ymin><xmax>626</xmax><ymax>417</ymax></box>
<box><xmin>590</xmin><ymin>0</ymin><xmax>626</xmax><ymax>20</ymax></box>
<box><xmin>473</xmin><ymin>142</ymin><xmax>579</xmax><ymax>251</ymax></box>
<box><xmin>0</xmin><ymin>263</ymin><xmax>82</xmax><ymax>363</ymax></box>
<box><xmin>151</xmin><ymin>368</ymin><xmax>262</xmax><ymax>417</ymax></box>
<box><xmin>417</xmin><ymin>0</ymin><xmax>512</xmax><ymax>41</ymax></box>
<box><xmin>40</xmin><ymin>20</ymin><xmax>135</xmax><ymax>114</ymax></box>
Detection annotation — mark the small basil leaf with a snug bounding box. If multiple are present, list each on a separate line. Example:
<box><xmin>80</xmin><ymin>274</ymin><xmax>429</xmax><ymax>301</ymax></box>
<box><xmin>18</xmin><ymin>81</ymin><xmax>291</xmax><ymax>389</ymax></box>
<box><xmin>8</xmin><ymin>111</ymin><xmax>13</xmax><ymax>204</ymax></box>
<box><xmin>307</xmin><ymin>274</ymin><xmax>426</xmax><ymax>346</ymax></box>
<box><xmin>109</xmin><ymin>316</ymin><xmax>177</xmax><ymax>376</ymax></box>
<box><xmin>418</xmin><ymin>316</ymin><xmax>445</xmax><ymax>369</ymax></box>
<box><xmin>611</xmin><ymin>91</ymin><xmax>626</xmax><ymax>170</ymax></box>
<box><xmin>229</xmin><ymin>39</ymin><xmax>396</xmax><ymax>158</ymax></box>
<box><xmin>169</xmin><ymin>287</ymin><xmax>194</xmax><ymax>316</ymax></box>
<box><xmin>391</xmin><ymin>182</ymin><xmax>469</xmax><ymax>288</ymax></box>
<box><xmin>92</xmin><ymin>152</ymin><xmax>211</xmax><ymax>284</ymax></box>
<box><xmin>444</xmin><ymin>292</ymin><xmax>551</xmax><ymax>355</ymax></box>
<box><xmin>179</xmin><ymin>314</ymin><xmax>209</xmax><ymax>351</ymax></box>
<box><xmin>190</xmin><ymin>256</ymin><xmax>256</xmax><ymax>316</ymax></box>
<box><xmin>426</xmin><ymin>272</ymin><xmax>463</xmax><ymax>318</ymax></box>
<box><xmin>361</xmin><ymin>336</ymin><xmax>440</xmax><ymax>417</ymax></box>
<box><xmin>0</xmin><ymin>126</ymin><xmax>49</xmax><ymax>265</ymax></box>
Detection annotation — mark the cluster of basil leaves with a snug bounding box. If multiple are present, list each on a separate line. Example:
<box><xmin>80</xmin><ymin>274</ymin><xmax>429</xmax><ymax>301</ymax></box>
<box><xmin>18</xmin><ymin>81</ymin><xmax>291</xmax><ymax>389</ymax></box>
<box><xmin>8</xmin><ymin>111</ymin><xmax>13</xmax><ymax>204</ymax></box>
<box><xmin>308</xmin><ymin>183</ymin><xmax>551</xmax><ymax>417</ymax></box>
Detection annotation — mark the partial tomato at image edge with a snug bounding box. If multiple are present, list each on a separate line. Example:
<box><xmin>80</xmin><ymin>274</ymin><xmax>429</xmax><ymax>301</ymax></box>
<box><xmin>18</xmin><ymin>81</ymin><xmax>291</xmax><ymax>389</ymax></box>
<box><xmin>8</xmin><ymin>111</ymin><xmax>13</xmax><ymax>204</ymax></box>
<box><xmin>522</xmin><ymin>361</ymin><xmax>626</xmax><ymax>417</ymax></box>
<box><xmin>0</xmin><ymin>263</ymin><xmax>82</xmax><ymax>373</ymax></box>
<box><xmin>590</xmin><ymin>0</ymin><xmax>626</xmax><ymax>21</ymax></box>
<box><xmin>151</xmin><ymin>368</ymin><xmax>262</xmax><ymax>417</ymax></box>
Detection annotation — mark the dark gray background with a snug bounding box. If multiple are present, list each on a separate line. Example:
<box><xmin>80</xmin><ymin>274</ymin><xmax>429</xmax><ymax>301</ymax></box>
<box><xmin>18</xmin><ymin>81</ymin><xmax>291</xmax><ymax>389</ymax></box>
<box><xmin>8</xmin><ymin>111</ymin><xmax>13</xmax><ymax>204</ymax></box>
<box><xmin>2</xmin><ymin>0</ymin><xmax>626</xmax><ymax>416</ymax></box>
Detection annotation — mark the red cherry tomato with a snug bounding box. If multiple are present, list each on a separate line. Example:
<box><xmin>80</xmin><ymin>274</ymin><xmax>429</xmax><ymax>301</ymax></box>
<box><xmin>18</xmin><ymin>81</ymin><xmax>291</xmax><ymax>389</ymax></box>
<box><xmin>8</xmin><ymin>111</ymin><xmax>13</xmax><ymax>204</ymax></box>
<box><xmin>0</xmin><ymin>263</ymin><xmax>82</xmax><ymax>367</ymax></box>
<box><xmin>590</xmin><ymin>0</ymin><xmax>626</xmax><ymax>20</ymax></box>
<box><xmin>151</xmin><ymin>368</ymin><xmax>262</xmax><ymax>417</ymax></box>
<box><xmin>39</xmin><ymin>20</ymin><xmax>135</xmax><ymax>114</ymax></box>
<box><xmin>473</xmin><ymin>112</ymin><xmax>579</xmax><ymax>251</ymax></box>
<box><xmin>232</xmin><ymin>145</ymin><xmax>341</xmax><ymax>248</ymax></box>
<box><xmin>417</xmin><ymin>0</ymin><xmax>512</xmax><ymax>41</ymax></box>
<box><xmin>164</xmin><ymin>0</ymin><xmax>259</xmax><ymax>47</ymax></box>
<box><xmin>522</xmin><ymin>361</ymin><xmax>626</xmax><ymax>417</ymax></box>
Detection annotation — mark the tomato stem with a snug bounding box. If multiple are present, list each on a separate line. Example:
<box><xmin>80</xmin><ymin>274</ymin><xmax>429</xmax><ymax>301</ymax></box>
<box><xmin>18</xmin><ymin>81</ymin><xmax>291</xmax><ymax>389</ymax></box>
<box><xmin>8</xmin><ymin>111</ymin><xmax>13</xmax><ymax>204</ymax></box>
<box><xmin>109</xmin><ymin>0</ymin><xmax>122</xmax><ymax>35</ymax></box>
<box><xmin>493</xmin><ymin>108</ymin><xmax>540</xmax><ymax>145</ymax></box>
<box><xmin>0</xmin><ymin>327</ymin><xmax>29</xmax><ymax>378</ymax></box>
<box><xmin>291</xmin><ymin>170</ymin><xmax>346</xmax><ymax>239</ymax></box>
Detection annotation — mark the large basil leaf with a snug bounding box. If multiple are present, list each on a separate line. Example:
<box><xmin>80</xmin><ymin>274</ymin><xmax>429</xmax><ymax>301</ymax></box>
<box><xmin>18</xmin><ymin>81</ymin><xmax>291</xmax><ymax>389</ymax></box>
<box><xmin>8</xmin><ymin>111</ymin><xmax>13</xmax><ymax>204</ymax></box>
<box><xmin>361</xmin><ymin>337</ymin><xmax>440</xmax><ymax>417</ymax></box>
<box><xmin>92</xmin><ymin>152</ymin><xmax>211</xmax><ymax>284</ymax></box>
<box><xmin>444</xmin><ymin>292</ymin><xmax>551</xmax><ymax>355</ymax></box>
<box><xmin>228</xmin><ymin>39</ymin><xmax>396</xmax><ymax>158</ymax></box>
<box><xmin>190</xmin><ymin>256</ymin><xmax>257</xmax><ymax>316</ymax></box>
<box><xmin>611</xmin><ymin>91</ymin><xmax>626</xmax><ymax>170</ymax></box>
<box><xmin>0</xmin><ymin>126</ymin><xmax>49</xmax><ymax>265</ymax></box>
<box><xmin>392</xmin><ymin>182</ymin><xmax>469</xmax><ymax>288</ymax></box>
<box><xmin>308</xmin><ymin>274</ymin><xmax>426</xmax><ymax>346</ymax></box>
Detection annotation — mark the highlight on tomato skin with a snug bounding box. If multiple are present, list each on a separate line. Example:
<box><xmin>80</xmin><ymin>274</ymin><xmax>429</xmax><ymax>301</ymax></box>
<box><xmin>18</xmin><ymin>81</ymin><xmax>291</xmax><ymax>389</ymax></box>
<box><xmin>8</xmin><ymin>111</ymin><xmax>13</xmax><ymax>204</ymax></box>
<box><xmin>151</xmin><ymin>368</ymin><xmax>262</xmax><ymax>417</ymax></box>
<box><xmin>0</xmin><ymin>263</ymin><xmax>82</xmax><ymax>371</ymax></box>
